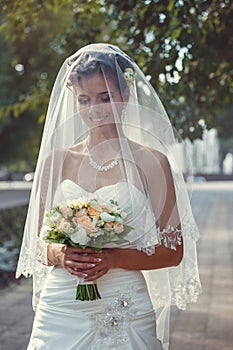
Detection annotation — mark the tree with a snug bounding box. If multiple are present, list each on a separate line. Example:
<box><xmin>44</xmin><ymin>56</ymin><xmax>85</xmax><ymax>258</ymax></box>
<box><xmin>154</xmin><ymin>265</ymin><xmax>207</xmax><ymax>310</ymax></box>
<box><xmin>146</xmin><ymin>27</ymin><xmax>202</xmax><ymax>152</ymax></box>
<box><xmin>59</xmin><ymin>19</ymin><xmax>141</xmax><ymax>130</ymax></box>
<box><xmin>0</xmin><ymin>0</ymin><xmax>108</xmax><ymax>166</ymax></box>
<box><xmin>100</xmin><ymin>0</ymin><xmax>233</xmax><ymax>139</ymax></box>
<box><xmin>0</xmin><ymin>2</ymin><xmax>73</xmax><ymax>165</ymax></box>
<box><xmin>51</xmin><ymin>0</ymin><xmax>233</xmax><ymax>140</ymax></box>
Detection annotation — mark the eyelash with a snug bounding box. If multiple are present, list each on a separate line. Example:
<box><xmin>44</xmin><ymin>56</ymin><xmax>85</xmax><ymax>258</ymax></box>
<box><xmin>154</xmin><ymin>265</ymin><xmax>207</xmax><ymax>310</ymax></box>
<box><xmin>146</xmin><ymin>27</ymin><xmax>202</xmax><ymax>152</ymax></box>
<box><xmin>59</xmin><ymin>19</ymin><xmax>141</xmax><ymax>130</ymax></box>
<box><xmin>78</xmin><ymin>95</ymin><xmax>112</xmax><ymax>105</ymax></box>
<box><xmin>78</xmin><ymin>99</ymin><xmax>89</xmax><ymax>105</ymax></box>
<box><xmin>101</xmin><ymin>96</ymin><xmax>111</xmax><ymax>103</ymax></box>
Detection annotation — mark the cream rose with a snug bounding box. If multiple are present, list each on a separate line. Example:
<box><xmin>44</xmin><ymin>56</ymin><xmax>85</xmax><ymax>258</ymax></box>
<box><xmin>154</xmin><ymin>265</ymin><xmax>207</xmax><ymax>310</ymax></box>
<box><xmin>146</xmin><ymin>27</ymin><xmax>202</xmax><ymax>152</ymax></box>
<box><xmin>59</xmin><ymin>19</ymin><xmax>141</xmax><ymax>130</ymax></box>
<box><xmin>57</xmin><ymin>218</ymin><xmax>71</xmax><ymax>234</ymax></box>
<box><xmin>70</xmin><ymin>227</ymin><xmax>90</xmax><ymax>245</ymax></box>
<box><xmin>101</xmin><ymin>212</ymin><xmax>116</xmax><ymax>222</ymax></box>
<box><xmin>78</xmin><ymin>216</ymin><xmax>94</xmax><ymax>234</ymax></box>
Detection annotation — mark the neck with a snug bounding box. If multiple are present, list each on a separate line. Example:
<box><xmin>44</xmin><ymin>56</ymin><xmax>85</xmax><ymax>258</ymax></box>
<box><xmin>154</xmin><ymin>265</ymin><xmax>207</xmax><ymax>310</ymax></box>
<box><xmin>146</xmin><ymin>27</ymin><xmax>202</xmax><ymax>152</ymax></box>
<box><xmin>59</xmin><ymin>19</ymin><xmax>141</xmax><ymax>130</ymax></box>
<box><xmin>87</xmin><ymin>124</ymin><xmax>122</xmax><ymax>148</ymax></box>
<box><xmin>86</xmin><ymin>134</ymin><xmax>123</xmax><ymax>164</ymax></box>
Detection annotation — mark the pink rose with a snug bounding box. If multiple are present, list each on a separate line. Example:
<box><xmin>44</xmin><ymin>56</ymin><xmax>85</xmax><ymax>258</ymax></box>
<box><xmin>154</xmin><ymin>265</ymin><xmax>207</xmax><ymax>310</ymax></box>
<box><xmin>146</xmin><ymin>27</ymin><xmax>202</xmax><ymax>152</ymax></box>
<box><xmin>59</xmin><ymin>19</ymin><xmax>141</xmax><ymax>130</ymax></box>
<box><xmin>60</xmin><ymin>207</ymin><xmax>73</xmax><ymax>218</ymax></box>
<box><xmin>76</xmin><ymin>208</ymin><xmax>87</xmax><ymax>217</ymax></box>
<box><xmin>57</xmin><ymin>218</ymin><xmax>71</xmax><ymax>234</ymax></box>
<box><xmin>114</xmin><ymin>222</ymin><xmax>124</xmax><ymax>234</ymax></box>
<box><xmin>78</xmin><ymin>216</ymin><xmax>94</xmax><ymax>234</ymax></box>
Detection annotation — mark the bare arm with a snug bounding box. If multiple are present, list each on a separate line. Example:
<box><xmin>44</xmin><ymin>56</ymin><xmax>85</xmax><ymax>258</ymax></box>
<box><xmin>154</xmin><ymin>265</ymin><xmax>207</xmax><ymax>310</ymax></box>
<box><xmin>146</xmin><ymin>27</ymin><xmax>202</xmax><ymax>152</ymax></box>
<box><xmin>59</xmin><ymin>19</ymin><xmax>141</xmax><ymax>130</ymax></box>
<box><xmin>47</xmin><ymin>242</ymin><xmax>183</xmax><ymax>281</ymax></box>
<box><xmin>47</xmin><ymin>150</ymin><xmax>183</xmax><ymax>281</ymax></box>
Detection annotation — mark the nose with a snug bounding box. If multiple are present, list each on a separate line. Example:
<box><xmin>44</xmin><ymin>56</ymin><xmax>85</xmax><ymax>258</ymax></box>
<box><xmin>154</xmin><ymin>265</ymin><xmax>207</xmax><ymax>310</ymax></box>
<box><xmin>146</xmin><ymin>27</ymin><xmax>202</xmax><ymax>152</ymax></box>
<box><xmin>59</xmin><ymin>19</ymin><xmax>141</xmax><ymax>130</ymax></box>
<box><xmin>88</xmin><ymin>100</ymin><xmax>104</xmax><ymax>115</ymax></box>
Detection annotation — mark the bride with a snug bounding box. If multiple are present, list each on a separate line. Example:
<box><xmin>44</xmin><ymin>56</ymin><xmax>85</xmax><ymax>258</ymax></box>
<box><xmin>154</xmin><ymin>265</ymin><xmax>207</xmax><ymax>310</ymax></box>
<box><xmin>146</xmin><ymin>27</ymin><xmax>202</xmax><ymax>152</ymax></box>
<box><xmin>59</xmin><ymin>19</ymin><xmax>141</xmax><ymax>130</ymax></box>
<box><xmin>16</xmin><ymin>43</ymin><xmax>201</xmax><ymax>350</ymax></box>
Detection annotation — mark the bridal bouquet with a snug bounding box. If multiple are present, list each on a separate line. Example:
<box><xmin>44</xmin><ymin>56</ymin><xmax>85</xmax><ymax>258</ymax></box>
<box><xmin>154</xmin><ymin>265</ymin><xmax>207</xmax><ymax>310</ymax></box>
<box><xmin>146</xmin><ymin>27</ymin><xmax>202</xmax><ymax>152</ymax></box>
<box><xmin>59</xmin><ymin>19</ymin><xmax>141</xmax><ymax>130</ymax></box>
<box><xmin>40</xmin><ymin>197</ymin><xmax>132</xmax><ymax>301</ymax></box>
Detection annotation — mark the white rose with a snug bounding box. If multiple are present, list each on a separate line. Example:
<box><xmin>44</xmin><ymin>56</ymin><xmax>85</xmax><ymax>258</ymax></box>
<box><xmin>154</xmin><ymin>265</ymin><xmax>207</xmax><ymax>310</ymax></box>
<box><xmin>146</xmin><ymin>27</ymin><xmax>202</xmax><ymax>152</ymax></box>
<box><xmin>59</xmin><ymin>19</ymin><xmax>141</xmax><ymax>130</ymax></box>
<box><xmin>43</xmin><ymin>217</ymin><xmax>54</xmax><ymax>226</ymax></box>
<box><xmin>70</xmin><ymin>227</ymin><xmax>90</xmax><ymax>245</ymax></box>
<box><xmin>90</xmin><ymin>230</ymin><xmax>105</xmax><ymax>238</ymax></box>
<box><xmin>120</xmin><ymin>211</ymin><xmax>127</xmax><ymax>219</ymax></box>
<box><xmin>40</xmin><ymin>225</ymin><xmax>50</xmax><ymax>239</ymax></box>
<box><xmin>50</xmin><ymin>211</ymin><xmax>62</xmax><ymax>222</ymax></box>
<box><xmin>112</xmin><ymin>207</ymin><xmax>127</xmax><ymax>219</ymax></box>
<box><xmin>92</xmin><ymin>216</ymin><xmax>99</xmax><ymax>227</ymax></box>
<box><xmin>100</xmin><ymin>212</ymin><xmax>116</xmax><ymax>222</ymax></box>
<box><xmin>114</xmin><ymin>216</ymin><xmax>123</xmax><ymax>223</ymax></box>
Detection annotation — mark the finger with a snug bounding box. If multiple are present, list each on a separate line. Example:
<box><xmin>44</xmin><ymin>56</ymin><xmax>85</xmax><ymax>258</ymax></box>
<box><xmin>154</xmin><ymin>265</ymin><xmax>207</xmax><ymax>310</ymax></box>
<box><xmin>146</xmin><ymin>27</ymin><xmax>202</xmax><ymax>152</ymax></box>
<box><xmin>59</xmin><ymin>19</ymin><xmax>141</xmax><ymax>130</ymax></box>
<box><xmin>66</xmin><ymin>266</ymin><xmax>80</xmax><ymax>276</ymax></box>
<box><xmin>65</xmin><ymin>265</ymin><xmax>90</xmax><ymax>278</ymax></box>
<box><xmin>65</xmin><ymin>260</ymin><xmax>97</xmax><ymax>271</ymax></box>
<box><xmin>66</xmin><ymin>253</ymin><xmax>102</xmax><ymax>264</ymax></box>
<box><xmin>84</xmin><ymin>268</ymin><xmax>108</xmax><ymax>282</ymax></box>
<box><xmin>66</xmin><ymin>246</ymin><xmax>100</xmax><ymax>254</ymax></box>
<box><xmin>82</xmin><ymin>261</ymin><xmax>107</xmax><ymax>278</ymax></box>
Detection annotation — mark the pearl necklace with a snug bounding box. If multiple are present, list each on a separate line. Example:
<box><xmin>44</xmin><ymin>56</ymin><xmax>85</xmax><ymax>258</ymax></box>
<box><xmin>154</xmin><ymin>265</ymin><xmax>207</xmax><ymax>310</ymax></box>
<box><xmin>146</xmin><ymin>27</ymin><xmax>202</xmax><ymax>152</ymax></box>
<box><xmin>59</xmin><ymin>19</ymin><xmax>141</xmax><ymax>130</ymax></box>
<box><xmin>88</xmin><ymin>152</ymin><xmax>120</xmax><ymax>172</ymax></box>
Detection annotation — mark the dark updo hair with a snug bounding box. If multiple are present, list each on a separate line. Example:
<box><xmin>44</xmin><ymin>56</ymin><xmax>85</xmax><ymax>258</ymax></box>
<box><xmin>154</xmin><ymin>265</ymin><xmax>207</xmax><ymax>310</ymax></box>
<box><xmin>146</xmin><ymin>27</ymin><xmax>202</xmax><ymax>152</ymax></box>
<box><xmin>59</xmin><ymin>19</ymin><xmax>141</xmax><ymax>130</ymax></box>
<box><xmin>67</xmin><ymin>50</ymin><xmax>134</xmax><ymax>94</ymax></box>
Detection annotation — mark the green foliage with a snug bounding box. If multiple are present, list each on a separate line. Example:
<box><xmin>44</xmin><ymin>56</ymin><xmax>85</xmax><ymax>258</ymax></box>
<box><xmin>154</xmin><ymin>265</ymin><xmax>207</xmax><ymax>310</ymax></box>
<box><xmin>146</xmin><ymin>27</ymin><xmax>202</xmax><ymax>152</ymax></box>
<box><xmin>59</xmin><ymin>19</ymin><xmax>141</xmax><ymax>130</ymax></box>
<box><xmin>0</xmin><ymin>205</ymin><xmax>28</xmax><ymax>247</ymax></box>
<box><xmin>0</xmin><ymin>0</ymin><xmax>232</xmax><ymax>165</ymax></box>
<box><xmin>0</xmin><ymin>4</ymin><xmax>71</xmax><ymax>165</ymax></box>
<box><xmin>101</xmin><ymin>0</ymin><xmax>233</xmax><ymax>140</ymax></box>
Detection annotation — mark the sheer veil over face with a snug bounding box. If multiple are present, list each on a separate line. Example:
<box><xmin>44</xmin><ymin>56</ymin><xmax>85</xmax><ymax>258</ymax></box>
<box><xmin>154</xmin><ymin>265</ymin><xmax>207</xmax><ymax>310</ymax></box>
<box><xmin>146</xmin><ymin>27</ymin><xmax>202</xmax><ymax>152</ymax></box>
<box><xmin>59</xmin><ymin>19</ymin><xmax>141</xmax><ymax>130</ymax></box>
<box><xmin>16</xmin><ymin>43</ymin><xmax>201</xmax><ymax>349</ymax></box>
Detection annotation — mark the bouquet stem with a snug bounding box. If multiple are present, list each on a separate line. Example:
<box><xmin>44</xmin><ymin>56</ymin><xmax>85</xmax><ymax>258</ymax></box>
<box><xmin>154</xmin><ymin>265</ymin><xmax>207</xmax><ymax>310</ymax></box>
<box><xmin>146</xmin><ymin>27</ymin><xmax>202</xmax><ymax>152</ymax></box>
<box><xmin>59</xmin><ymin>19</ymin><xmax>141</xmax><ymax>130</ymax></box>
<box><xmin>76</xmin><ymin>280</ymin><xmax>101</xmax><ymax>301</ymax></box>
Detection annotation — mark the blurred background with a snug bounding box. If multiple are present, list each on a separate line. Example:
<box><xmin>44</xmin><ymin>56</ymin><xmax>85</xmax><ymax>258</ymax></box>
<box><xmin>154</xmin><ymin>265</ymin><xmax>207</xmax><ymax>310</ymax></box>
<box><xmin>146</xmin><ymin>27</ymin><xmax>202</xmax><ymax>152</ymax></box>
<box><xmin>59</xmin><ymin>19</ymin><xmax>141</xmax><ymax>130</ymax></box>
<box><xmin>0</xmin><ymin>1</ymin><xmax>232</xmax><ymax>349</ymax></box>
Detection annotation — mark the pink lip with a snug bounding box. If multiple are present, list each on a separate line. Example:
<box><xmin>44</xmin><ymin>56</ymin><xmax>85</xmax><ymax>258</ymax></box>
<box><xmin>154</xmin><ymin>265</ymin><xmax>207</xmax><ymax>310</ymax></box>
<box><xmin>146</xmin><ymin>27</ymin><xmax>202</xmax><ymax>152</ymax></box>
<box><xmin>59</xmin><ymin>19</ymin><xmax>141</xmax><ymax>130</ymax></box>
<box><xmin>89</xmin><ymin>115</ymin><xmax>108</xmax><ymax>122</ymax></box>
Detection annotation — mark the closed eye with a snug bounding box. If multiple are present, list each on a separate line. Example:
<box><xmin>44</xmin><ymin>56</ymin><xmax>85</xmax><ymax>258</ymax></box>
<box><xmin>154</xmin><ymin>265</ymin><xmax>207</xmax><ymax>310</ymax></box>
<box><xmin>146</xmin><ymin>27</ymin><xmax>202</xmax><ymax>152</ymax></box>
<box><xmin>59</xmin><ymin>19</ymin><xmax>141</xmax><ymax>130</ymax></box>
<box><xmin>98</xmin><ymin>92</ymin><xmax>112</xmax><ymax>103</ymax></box>
<box><xmin>78</xmin><ymin>97</ymin><xmax>90</xmax><ymax>105</ymax></box>
<box><xmin>77</xmin><ymin>92</ymin><xmax>113</xmax><ymax>106</ymax></box>
<box><xmin>100</xmin><ymin>95</ymin><xmax>111</xmax><ymax>103</ymax></box>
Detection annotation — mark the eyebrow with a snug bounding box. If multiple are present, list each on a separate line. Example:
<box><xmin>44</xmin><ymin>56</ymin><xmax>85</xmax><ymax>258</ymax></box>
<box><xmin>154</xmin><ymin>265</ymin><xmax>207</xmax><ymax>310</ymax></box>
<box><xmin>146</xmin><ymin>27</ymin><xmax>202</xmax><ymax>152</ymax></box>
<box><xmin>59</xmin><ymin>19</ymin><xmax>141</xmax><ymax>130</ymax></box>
<box><xmin>98</xmin><ymin>91</ymin><xmax>112</xmax><ymax>96</ymax></box>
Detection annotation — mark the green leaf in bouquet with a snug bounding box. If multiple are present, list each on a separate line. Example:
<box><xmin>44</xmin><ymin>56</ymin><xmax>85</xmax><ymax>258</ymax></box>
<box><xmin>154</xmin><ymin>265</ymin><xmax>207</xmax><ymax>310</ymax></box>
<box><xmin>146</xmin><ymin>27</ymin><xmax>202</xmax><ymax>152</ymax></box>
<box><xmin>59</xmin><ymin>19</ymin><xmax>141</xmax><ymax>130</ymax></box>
<box><xmin>123</xmin><ymin>225</ymin><xmax>133</xmax><ymax>234</ymax></box>
<box><xmin>109</xmin><ymin>235</ymin><xmax>120</xmax><ymax>242</ymax></box>
<box><xmin>113</xmin><ymin>237</ymin><xmax>129</xmax><ymax>245</ymax></box>
<box><xmin>45</xmin><ymin>237</ymin><xmax>66</xmax><ymax>244</ymax></box>
<box><xmin>110</xmin><ymin>199</ymin><xmax>118</xmax><ymax>206</ymax></box>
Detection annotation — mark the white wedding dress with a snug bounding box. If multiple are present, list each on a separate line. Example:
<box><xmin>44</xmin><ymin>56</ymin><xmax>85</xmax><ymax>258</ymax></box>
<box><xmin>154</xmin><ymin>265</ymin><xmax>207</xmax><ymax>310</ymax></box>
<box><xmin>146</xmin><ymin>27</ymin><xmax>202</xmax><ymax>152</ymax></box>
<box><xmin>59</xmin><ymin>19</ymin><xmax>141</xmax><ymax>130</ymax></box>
<box><xmin>27</xmin><ymin>180</ymin><xmax>163</xmax><ymax>350</ymax></box>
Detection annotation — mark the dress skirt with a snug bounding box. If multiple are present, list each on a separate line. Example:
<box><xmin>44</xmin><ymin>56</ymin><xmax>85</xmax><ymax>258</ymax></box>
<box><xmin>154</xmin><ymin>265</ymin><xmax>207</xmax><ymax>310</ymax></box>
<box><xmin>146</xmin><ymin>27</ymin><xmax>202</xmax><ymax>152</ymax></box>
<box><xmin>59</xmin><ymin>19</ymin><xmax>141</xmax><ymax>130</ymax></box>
<box><xmin>28</xmin><ymin>267</ymin><xmax>163</xmax><ymax>350</ymax></box>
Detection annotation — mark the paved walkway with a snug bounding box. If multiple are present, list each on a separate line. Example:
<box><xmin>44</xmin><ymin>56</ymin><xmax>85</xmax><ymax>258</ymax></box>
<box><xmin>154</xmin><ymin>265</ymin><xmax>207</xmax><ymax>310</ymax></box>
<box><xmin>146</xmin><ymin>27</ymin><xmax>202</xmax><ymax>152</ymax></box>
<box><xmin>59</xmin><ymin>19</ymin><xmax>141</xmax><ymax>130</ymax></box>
<box><xmin>0</xmin><ymin>182</ymin><xmax>233</xmax><ymax>349</ymax></box>
<box><xmin>170</xmin><ymin>182</ymin><xmax>233</xmax><ymax>350</ymax></box>
<box><xmin>0</xmin><ymin>279</ymin><xmax>33</xmax><ymax>349</ymax></box>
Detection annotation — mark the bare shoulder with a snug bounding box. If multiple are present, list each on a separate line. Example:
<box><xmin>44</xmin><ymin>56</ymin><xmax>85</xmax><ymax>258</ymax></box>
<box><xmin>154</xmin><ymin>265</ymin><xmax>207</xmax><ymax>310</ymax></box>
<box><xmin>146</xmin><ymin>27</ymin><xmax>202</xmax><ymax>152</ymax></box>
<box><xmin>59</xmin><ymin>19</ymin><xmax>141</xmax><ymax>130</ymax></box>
<box><xmin>41</xmin><ymin>142</ymin><xmax>86</xmax><ymax>174</ymax></box>
<box><xmin>67</xmin><ymin>141</ymin><xmax>86</xmax><ymax>157</ymax></box>
<box><xmin>128</xmin><ymin>139</ymin><xmax>167</xmax><ymax>170</ymax></box>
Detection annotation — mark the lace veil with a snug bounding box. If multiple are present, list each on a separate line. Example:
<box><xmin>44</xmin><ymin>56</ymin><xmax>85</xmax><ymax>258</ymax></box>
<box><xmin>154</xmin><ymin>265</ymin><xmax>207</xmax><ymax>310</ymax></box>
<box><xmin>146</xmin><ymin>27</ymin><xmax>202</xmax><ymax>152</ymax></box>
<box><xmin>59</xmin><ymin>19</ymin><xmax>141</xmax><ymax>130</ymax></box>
<box><xmin>16</xmin><ymin>43</ymin><xmax>201</xmax><ymax>349</ymax></box>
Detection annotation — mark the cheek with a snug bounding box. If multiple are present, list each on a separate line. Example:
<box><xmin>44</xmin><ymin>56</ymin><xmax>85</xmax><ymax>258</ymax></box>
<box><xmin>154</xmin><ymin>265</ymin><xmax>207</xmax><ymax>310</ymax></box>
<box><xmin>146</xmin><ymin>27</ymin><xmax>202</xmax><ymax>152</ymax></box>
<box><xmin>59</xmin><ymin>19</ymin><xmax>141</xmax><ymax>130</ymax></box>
<box><xmin>76</xmin><ymin>104</ymin><xmax>89</xmax><ymax>123</ymax></box>
<box><xmin>114</xmin><ymin>102</ymin><xmax>125</xmax><ymax>119</ymax></box>
<box><xmin>76</xmin><ymin>98</ymin><xmax>88</xmax><ymax>112</ymax></box>
<box><xmin>103</xmin><ymin>104</ymin><xmax>113</xmax><ymax>115</ymax></box>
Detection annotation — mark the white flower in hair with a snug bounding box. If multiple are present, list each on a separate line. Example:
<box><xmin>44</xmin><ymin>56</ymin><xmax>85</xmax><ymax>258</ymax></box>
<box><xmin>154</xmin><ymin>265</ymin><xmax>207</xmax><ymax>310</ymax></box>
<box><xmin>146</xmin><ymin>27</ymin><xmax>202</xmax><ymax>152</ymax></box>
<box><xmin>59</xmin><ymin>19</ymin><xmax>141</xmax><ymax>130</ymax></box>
<box><xmin>124</xmin><ymin>68</ymin><xmax>134</xmax><ymax>87</ymax></box>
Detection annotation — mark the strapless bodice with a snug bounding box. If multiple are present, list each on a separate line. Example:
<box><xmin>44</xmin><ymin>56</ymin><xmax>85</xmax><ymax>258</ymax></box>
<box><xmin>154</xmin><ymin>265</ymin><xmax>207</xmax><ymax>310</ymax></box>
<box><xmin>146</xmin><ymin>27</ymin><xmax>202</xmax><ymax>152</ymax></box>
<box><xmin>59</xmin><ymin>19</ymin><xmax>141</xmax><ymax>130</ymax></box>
<box><xmin>53</xmin><ymin>179</ymin><xmax>158</xmax><ymax>246</ymax></box>
<box><xmin>54</xmin><ymin>179</ymin><xmax>144</xmax><ymax>215</ymax></box>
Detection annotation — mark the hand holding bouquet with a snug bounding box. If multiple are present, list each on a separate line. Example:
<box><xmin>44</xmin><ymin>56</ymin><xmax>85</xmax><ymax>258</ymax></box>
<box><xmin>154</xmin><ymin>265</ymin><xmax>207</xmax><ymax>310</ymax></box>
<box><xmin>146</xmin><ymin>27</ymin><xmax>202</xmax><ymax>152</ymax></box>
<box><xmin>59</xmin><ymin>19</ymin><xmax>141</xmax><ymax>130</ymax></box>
<box><xmin>40</xmin><ymin>197</ymin><xmax>132</xmax><ymax>301</ymax></box>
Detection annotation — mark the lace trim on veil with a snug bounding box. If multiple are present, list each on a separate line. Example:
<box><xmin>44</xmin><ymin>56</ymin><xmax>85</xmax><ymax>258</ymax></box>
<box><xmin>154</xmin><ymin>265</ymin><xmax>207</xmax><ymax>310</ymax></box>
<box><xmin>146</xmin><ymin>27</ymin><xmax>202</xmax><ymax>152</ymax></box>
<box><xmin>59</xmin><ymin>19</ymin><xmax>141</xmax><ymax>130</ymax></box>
<box><xmin>136</xmin><ymin>215</ymin><xmax>199</xmax><ymax>256</ymax></box>
<box><xmin>136</xmin><ymin>225</ymin><xmax>182</xmax><ymax>256</ymax></box>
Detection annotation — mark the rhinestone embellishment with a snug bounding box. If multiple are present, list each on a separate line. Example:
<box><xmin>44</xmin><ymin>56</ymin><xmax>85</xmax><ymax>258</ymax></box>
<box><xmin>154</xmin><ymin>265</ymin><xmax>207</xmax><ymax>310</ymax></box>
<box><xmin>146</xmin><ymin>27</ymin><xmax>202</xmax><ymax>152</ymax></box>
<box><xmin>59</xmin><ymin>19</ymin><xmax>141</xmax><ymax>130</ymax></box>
<box><xmin>88</xmin><ymin>154</ymin><xmax>120</xmax><ymax>172</ymax></box>
<box><xmin>90</xmin><ymin>290</ymin><xmax>135</xmax><ymax>349</ymax></box>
